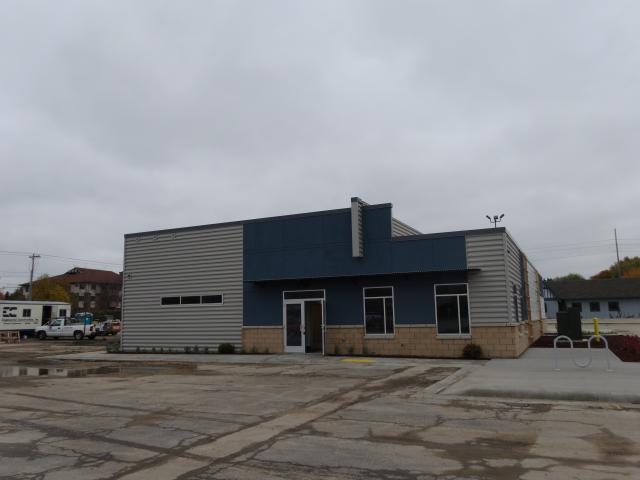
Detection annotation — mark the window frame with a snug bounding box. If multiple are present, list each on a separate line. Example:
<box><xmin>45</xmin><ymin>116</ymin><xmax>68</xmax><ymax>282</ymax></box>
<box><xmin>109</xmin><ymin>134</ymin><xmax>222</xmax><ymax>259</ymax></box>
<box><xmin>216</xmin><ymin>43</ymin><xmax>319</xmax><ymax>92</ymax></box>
<box><xmin>362</xmin><ymin>286</ymin><xmax>395</xmax><ymax>337</ymax></box>
<box><xmin>160</xmin><ymin>294</ymin><xmax>224</xmax><ymax>306</ymax></box>
<box><xmin>282</xmin><ymin>289</ymin><xmax>326</xmax><ymax>301</ymax></box>
<box><xmin>434</xmin><ymin>282</ymin><xmax>471</xmax><ymax>337</ymax></box>
<box><xmin>608</xmin><ymin>301</ymin><xmax>620</xmax><ymax>312</ymax></box>
<box><xmin>22</xmin><ymin>309</ymin><xmax>32</xmax><ymax>318</ymax></box>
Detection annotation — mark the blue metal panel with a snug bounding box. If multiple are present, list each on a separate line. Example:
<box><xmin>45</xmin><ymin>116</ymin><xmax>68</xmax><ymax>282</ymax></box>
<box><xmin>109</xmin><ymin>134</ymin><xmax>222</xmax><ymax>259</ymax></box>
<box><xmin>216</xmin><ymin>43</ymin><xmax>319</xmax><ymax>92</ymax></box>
<box><xmin>244</xmin><ymin>205</ymin><xmax>468</xmax><ymax>282</ymax></box>
<box><xmin>243</xmin><ymin>272</ymin><xmax>468</xmax><ymax>327</ymax></box>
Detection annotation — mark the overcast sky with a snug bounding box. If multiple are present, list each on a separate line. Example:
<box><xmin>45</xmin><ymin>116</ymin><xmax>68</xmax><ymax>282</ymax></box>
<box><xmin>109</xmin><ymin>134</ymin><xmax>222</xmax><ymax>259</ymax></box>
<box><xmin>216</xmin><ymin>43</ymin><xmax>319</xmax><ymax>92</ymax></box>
<box><xmin>1</xmin><ymin>0</ymin><xmax>639</xmax><ymax>291</ymax></box>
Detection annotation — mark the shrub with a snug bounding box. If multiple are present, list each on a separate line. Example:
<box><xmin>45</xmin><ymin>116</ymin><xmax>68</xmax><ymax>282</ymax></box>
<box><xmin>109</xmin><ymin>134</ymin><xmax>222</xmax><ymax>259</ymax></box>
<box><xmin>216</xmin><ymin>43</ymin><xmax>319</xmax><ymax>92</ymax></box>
<box><xmin>347</xmin><ymin>346</ymin><xmax>354</xmax><ymax>356</ymax></box>
<box><xmin>184</xmin><ymin>346</ymin><xmax>191</xmax><ymax>354</ymax></box>
<box><xmin>218</xmin><ymin>343</ymin><xmax>235</xmax><ymax>354</ymax></box>
<box><xmin>462</xmin><ymin>343</ymin><xmax>483</xmax><ymax>359</ymax></box>
<box><xmin>106</xmin><ymin>343</ymin><xmax>121</xmax><ymax>354</ymax></box>
<box><xmin>151</xmin><ymin>347</ymin><xmax>156</xmax><ymax>354</ymax></box>
<box><xmin>135</xmin><ymin>346</ymin><xmax>141</xmax><ymax>354</ymax></box>
<box><xmin>617</xmin><ymin>335</ymin><xmax>640</xmax><ymax>360</ymax></box>
<box><xmin>264</xmin><ymin>347</ymin><xmax>270</xmax><ymax>354</ymax></box>
<box><xmin>250</xmin><ymin>345</ymin><xmax>258</xmax><ymax>354</ymax></box>
<box><xmin>204</xmin><ymin>346</ymin><xmax>209</xmax><ymax>354</ymax></box>
<box><xmin>333</xmin><ymin>344</ymin><xmax>341</xmax><ymax>355</ymax></box>
<box><xmin>194</xmin><ymin>345</ymin><xmax>200</xmax><ymax>354</ymax></box>
<box><xmin>362</xmin><ymin>345</ymin><xmax>369</xmax><ymax>356</ymax></box>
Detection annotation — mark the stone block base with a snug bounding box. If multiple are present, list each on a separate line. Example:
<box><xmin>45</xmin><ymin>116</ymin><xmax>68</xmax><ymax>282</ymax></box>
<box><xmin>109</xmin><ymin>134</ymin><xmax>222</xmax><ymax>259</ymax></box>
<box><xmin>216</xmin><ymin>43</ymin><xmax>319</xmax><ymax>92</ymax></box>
<box><xmin>242</xmin><ymin>320</ymin><xmax>544</xmax><ymax>358</ymax></box>
<box><xmin>328</xmin><ymin>320</ymin><xmax>544</xmax><ymax>358</ymax></box>
<box><xmin>242</xmin><ymin>327</ymin><xmax>284</xmax><ymax>354</ymax></box>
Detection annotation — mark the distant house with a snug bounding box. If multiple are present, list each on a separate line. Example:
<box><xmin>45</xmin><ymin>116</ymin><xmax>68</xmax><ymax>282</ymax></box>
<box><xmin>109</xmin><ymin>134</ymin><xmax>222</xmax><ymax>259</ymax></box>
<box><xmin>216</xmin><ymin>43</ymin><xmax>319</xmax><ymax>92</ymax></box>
<box><xmin>22</xmin><ymin>267</ymin><xmax>122</xmax><ymax>316</ymax></box>
<box><xmin>545</xmin><ymin>278</ymin><xmax>640</xmax><ymax>319</ymax></box>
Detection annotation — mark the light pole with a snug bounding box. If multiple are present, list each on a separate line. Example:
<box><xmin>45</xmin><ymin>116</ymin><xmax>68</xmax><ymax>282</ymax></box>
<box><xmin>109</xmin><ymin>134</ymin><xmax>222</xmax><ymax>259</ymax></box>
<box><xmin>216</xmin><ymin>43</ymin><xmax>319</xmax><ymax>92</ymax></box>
<box><xmin>486</xmin><ymin>214</ymin><xmax>505</xmax><ymax>228</ymax></box>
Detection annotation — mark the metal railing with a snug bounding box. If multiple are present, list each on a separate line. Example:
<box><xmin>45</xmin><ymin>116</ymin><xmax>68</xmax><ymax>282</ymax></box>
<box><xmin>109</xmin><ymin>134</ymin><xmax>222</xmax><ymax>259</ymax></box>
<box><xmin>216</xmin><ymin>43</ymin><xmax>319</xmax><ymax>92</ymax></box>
<box><xmin>553</xmin><ymin>335</ymin><xmax>613</xmax><ymax>372</ymax></box>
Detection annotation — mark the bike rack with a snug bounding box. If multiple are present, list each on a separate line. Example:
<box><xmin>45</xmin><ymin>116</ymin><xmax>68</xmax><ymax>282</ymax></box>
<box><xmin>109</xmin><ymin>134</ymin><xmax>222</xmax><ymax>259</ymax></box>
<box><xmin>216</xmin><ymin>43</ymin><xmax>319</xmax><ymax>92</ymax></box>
<box><xmin>553</xmin><ymin>335</ymin><xmax>613</xmax><ymax>372</ymax></box>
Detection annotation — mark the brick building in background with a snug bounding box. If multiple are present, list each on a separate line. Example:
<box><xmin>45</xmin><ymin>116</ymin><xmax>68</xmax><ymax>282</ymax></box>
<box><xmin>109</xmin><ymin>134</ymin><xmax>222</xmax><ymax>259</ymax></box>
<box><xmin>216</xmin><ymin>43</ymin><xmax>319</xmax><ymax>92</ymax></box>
<box><xmin>23</xmin><ymin>267</ymin><xmax>122</xmax><ymax>318</ymax></box>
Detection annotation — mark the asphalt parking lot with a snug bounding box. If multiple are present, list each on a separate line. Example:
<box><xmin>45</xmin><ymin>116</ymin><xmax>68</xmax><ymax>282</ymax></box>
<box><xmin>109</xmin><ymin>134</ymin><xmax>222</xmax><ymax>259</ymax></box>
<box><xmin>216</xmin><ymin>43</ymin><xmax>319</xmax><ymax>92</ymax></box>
<box><xmin>1</xmin><ymin>342</ymin><xmax>639</xmax><ymax>479</ymax></box>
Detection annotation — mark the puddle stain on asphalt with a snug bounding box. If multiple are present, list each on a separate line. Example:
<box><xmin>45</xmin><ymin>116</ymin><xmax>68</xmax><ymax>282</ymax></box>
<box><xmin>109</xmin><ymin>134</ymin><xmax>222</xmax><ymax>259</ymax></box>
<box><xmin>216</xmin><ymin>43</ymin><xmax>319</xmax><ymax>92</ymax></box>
<box><xmin>0</xmin><ymin>364</ymin><xmax>198</xmax><ymax>378</ymax></box>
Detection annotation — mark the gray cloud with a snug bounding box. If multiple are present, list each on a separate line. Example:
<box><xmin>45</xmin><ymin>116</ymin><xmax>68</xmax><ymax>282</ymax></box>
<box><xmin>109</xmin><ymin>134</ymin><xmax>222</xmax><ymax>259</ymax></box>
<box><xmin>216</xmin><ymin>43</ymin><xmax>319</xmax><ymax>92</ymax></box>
<box><xmin>1</xmin><ymin>0</ymin><xmax>639</xmax><ymax>289</ymax></box>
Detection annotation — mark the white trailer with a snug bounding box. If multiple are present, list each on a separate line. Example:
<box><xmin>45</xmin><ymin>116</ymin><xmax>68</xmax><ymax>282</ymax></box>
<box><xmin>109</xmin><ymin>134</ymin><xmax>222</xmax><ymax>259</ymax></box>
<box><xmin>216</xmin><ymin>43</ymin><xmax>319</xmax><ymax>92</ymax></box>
<box><xmin>0</xmin><ymin>301</ymin><xmax>71</xmax><ymax>332</ymax></box>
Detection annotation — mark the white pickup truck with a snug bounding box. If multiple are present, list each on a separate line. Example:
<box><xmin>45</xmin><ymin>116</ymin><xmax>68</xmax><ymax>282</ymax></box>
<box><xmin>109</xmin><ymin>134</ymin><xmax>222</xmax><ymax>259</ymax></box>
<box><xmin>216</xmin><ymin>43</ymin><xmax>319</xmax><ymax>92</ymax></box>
<box><xmin>35</xmin><ymin>317</ymin><xmax>96</xmax><ymax>340</ymax></box>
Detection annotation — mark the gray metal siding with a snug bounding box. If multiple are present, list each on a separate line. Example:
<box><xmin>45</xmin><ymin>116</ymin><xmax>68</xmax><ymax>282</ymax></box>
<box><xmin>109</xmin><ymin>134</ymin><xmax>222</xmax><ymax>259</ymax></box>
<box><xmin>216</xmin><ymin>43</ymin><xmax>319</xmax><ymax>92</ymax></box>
<box><xmin>505</xmin><ymin>233</ymin><xmax>523</xmax><ymax>323</ymax></box>
<box><xmin>391</xmin><ymin>218</ymin><xmax>421</xmax><ymax>237</ymax></box>
<box><xmin>526</xmin><ymin>258</ymin><xmax>544</xmax><ymax>321</ymax></box>
<box><xmin>465</xmin><ymin>232</ymin><xmax>510</xmax><ymax>324</ymax></box>
<box><xmin>122</xmin><ymin>225</ymin><xmax>243</xmax><ymax>350</ymax></box>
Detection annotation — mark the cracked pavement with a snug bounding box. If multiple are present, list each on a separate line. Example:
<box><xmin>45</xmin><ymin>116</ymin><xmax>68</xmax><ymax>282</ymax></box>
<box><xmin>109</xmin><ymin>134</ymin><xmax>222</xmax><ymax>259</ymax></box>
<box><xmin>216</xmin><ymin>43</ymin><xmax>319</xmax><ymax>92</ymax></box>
<box><xmin>0</xmin><ymin>343</ymin><xmax>639</xmax><ymax>479</ymax></box>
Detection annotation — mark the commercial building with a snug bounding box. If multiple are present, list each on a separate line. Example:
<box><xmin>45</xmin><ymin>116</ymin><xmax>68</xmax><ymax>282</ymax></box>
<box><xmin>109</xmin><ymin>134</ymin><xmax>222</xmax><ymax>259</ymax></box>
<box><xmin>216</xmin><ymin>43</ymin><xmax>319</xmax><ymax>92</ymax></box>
<box><xmin>122</xmin><ymin>198</ymin><xmax>545</xmax><ymax>358</ymax></box>
<box><xmin>545</xmin><ymin>278</ymin><xmax>640</xmax><ymax>319</ymax></box>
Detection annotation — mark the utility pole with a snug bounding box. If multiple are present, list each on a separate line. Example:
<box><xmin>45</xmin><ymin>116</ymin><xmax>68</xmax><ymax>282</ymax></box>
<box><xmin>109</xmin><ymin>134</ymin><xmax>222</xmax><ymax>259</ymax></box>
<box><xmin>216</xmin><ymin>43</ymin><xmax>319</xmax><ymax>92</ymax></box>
<box><xmin>614</xmin><ymin>229</ymin><xmax>622</xmax><ymax>278</ymax></box>
<box><xmin>28</xmin><ymin>253</ymin><xmax>40</xmax><ymax>301</ymax></box>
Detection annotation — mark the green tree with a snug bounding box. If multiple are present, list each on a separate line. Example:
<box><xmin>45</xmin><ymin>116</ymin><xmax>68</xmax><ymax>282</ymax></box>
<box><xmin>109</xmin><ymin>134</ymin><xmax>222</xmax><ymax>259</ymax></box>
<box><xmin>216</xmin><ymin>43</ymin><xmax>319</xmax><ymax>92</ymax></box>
<box><xmin>31</xmin><ymin>275</ymin><xmax>71</xmax><ymax>303</ymax></box>
<box><xmin>551</xmin><ymin>273</ymin><xmax>585</xmax><ymax>281</ymax></box>
<box><xmin>6</xmin><ymin>288</ymin><xmax>26</xmax><ymax>300</ymax></box>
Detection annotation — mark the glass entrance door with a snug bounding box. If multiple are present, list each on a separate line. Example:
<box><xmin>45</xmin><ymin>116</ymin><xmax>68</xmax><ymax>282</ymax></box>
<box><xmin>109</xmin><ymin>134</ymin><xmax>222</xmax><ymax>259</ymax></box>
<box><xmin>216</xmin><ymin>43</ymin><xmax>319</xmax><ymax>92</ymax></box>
<box><xmin>284</xmin><ymin>302</ymin><xmax>305</xmax><ymax>353</ymax></box>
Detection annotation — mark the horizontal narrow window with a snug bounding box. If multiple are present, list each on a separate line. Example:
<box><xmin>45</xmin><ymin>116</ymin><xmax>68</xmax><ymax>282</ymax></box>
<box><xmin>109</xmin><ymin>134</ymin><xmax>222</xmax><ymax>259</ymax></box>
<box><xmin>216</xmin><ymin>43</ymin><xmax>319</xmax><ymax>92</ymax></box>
<box><xmin>161</xmin><ymin>297</ymin><xmax>180</xmax><ymax>305</ymax></box>
<box><xmin>435</xmin><ymin>284</ymin><xmax>467</xmax><ymax>295</ymax></box>
<box><xmin>202</xmin><ymin>295</ymin><xmax>223</xmax><ymax>304</ymax></box>
<box><xmin>180</xmin><ymin>296</ymin><xmax>201</xmax><ymax>305</ymax></box>
<box><xmin>283</xmin><ymin>290</ymin><xmax>325</xmax><ymax>300</ymax></box>
<box><xmin>364</xmin><ymin>287</ymin><xmax>393</xmax><ymax>298</ymax></box>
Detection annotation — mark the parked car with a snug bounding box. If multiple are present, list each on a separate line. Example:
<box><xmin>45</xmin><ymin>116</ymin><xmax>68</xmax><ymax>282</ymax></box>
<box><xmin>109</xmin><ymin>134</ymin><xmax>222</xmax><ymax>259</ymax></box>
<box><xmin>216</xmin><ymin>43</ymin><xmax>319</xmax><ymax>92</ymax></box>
<box><xmin>95</xmin><ymin>320</ymin><xmax>121</xmax><ymax>336</ymax></box>
<box><xmin>103</xmin><ymin>320</ymin><xmax>121</xmax><ymax>335</ymax></box>
<box><xmin>35</xmin><ymin>317</ymin><xmax>96</xmax><ymax>340</ymax></box>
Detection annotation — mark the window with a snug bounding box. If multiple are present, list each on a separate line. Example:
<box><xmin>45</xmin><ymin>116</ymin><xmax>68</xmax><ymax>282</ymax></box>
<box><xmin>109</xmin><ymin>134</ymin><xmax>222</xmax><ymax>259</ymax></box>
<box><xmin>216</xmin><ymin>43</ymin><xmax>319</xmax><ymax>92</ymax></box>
<box><xmin>283</xmin><ymin>290</ymin><xmax>325</xmax><ymax>300</ymax></box>
<box><xmin>89</xmin><ymin>301</ymin><xmax>96</xmax><ymax>309</ymax></box>
<box><xmin>589</xmin><ymin>302</ymin><xmax>600</xmax><ymax>312</ymax></box>
<box><xmin>161</xmin><ymin>295</ymin><xmax>224</xmax><ymax>306</ymax></box>
<box><xmin>59</xmin><ymin>309</ymin><xmax>67</xmax><ymax>317</ymax></box>
<box><xmin>512</xmin><ymin>285</ymin><xmax>519</xmax><ymax>322</ymax></box>
<box><xmin>202</xmin><ymin>295</ymin><xmax>223</xmax><ymax>304</ymax></box>
<box><xmin>363</xmin><ymin>287</ymin><xmax>394</xmax><ymax>335</ymax></box>
<box><xmin>608</xmin><ymin>301</ymin><xmax>620</xmax><ymax>312</ymax></box>
<box><xmin>78</xmin><ymin>301</ymin><xmax>84</xmax><ymax>309</ymax></box>
<box><xmin>571</xmin><ymin>302</ymin><xmax>582</xmax><ymax>312</ymax></box>
<box><xmin>22</xmin><ymin>309</ymin><xmax>32</xmax><ymax>317</ymax></box>
<box><xmin>435</xmin><ymin>283</ymin><xmax>470</xmax><ymax>335</ymax></box>
<box><xmin>180</xmin><ymin>296</ymin><xmax>201</xmax><ymax>305</ymax></box>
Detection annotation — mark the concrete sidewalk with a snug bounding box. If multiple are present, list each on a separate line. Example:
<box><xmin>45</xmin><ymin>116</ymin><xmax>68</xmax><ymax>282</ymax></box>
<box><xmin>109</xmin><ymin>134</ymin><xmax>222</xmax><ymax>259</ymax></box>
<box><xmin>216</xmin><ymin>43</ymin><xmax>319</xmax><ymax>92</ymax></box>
<box><xmin>442</xmin><ymin>347</ymin><xmax>640</xmax><ymax>403</ymax></box>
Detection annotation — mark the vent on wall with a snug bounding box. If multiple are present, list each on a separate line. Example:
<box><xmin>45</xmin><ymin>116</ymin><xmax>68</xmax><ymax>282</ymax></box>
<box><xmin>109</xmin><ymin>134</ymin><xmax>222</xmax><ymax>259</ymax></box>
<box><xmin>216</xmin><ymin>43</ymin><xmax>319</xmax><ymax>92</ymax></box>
<box><xmin>351</xmin><ymin>197</ymin><xmax>368</xmax><ymax>258</ymax></box>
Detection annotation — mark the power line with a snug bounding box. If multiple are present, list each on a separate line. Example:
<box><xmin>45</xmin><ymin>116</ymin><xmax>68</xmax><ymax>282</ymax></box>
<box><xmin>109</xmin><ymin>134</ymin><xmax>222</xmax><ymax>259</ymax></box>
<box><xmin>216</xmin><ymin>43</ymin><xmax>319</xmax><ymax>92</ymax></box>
<box><xmin>0</xmin><ymin>251</ymin><xmax>121</xmax><ymax>267</ymax></box>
